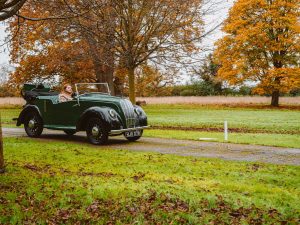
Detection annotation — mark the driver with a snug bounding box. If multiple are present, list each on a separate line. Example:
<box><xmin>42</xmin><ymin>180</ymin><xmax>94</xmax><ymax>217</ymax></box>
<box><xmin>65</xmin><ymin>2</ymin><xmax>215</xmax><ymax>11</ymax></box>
<box><xmin>59</xmin><ymin>84</ymin><xmax>73</xmax><ymax>102</ymax></box>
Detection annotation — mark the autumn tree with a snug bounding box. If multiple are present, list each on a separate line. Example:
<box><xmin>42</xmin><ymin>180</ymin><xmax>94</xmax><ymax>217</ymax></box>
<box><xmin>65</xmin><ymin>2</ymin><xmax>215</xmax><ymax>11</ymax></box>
<box><xmin>91</xmin><ymin>0</ymin><xmax>204</xmax><ymax>103</ymax></box>
<box><xmin>9</xmin><ymin>0</ymin><xmax>204</xmax><ymax>103</ymax></box>
<box><xmin>0</xmin><ymin>0</ymin><xmax>27</xmax><ymax>20</ymax></box>
<box><xmin>8</xmin><ymin>0</ymin><xmax>116</xmax><ymax>93</ymax></box>
<box><xmin>1</xmin><ymin>0</ymin><xmax>91</xmax><ymax>174</ymax></box>
<box><xmin>215</xmin><ymin>0</ymin><xmax>300</xmax><ymax>106</ymax></box>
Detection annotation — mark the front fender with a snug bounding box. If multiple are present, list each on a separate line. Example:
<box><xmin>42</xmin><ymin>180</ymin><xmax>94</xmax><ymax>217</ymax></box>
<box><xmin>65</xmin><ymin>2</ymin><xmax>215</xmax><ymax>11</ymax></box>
<box><xmin>17</xmin><ymin>104</ymin><xmax>42</xmax><ymax>126</ymax></box>
<box><xmin>134</xmin><ymin>105</ymin><xmax>148</xmax><ymax>127</ymax></box>
<box><xmin>77</xmin><ymin>107</ymin><xmax>122</xmax><ymax>131</ymax></box>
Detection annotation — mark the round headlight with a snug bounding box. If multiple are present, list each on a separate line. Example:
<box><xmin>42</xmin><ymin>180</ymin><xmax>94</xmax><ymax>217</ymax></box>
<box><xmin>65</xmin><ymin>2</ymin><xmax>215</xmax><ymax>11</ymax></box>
<box><xmin>109</xmin><ymin>109</ymin><xmax>117</xmax><ymax>118</ymax></box>
<box><xmin>134</xmin><ymin>108</ymin><xmax>143</xmax><ymax>116</ymax></box>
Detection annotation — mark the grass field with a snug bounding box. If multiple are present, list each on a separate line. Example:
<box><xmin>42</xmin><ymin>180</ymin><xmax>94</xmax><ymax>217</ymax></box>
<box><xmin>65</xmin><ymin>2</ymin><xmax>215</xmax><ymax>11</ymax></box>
<box><xmin>145</xmin><ymin>129</ymin><xmax>300</xmax><ymax>148</ymax></box>
<box><xmin>1</xmin><ymin>104</ymin><xmax>300</xmax><ymax>148</ymax></box>
<box><xmin>144</xmin><ymin>104</ymin><xmax>300</xmax><ymax>133</ymax></box>
<box><xmin>1</xmin><ymin>137</ymin><xmax>299</xmax><ymax>224</ymax></box>
<box><xmin>1</xmin><ymin>107</ymin><xmax>20</xmax><ymax>127</ymax></box>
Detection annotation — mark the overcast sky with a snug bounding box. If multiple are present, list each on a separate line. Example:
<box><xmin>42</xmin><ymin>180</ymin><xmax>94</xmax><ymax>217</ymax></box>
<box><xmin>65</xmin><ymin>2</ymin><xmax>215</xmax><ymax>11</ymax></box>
<box><xmin>0</xmin><ymin>0</ymin><xmax>233</xmax><ymax>69</ymax></box>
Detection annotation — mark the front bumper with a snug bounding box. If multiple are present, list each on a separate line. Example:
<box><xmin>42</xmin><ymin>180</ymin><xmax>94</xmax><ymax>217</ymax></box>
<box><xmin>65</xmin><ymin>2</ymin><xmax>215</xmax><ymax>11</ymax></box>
<box><xmin>109</xmin><ymin>126</ymin><xmax>150</xmax><ymax>135</ymax></box>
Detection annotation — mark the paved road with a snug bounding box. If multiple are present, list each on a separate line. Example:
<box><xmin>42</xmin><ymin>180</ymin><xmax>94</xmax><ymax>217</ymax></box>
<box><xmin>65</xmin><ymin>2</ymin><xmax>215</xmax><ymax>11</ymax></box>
<box><xmin>3</xmin><ymin>128</ymin><xmax>300</xmax><ymax>166</ymax></box>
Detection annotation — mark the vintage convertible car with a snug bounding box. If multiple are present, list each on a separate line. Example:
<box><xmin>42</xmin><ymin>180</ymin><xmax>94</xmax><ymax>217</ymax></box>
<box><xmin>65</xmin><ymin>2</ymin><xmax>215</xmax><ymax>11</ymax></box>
<box><xmin>16</xmin><ymin>83</ymin><xmax>148</xmax><ymax>145</ymax></box>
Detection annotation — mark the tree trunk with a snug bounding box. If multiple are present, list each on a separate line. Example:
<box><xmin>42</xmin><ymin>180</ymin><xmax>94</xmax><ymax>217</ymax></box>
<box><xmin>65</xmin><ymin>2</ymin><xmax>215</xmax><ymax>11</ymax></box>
<box><xmin>0</xmin><ymin>113</ymin><xmax>5</xmax><ymax>173</ymax></box>
<box><xmin>271</xmin><ymin>90</ymin><xmax>280</xmax><ymax>107</ymax></box>
<box><xmin>128</xmin><ymin>67</ymin><xmax>136</xmax><ymax>104</ymax></box>
<box><xmin>85</xmin><ymin>33</ymin><xmax>115</xmax><ymax>95</ymax></box>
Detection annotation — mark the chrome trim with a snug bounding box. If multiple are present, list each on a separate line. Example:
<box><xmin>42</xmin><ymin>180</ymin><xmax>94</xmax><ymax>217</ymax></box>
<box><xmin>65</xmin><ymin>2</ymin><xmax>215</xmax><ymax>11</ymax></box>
<box><xmin>75</xmin><ymin>83</ymin><xmax>111</xmax><ymax>96</ymax></box>
<box><xmin>109</xmin><ymin>126</ymin><xmax>149</xmax><ymax>134</ymax></box>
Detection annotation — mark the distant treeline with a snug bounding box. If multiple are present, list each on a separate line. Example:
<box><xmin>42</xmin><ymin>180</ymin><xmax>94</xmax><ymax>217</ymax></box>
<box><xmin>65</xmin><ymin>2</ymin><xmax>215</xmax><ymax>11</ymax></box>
<box><xmin>170</xmin><ymin>83</ymin><xmax>300</xmax><ymax>97</ymax></box>
<box><xmin>1</xmin><ymin>82</ymin><xmax>299</xmax><ymax>98</ymax></box>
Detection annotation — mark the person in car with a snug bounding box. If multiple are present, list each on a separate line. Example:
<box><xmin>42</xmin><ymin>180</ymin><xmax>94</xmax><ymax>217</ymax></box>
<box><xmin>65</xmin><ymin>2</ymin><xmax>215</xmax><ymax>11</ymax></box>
<box><xmin>59</xmin><ymin>84</ymin><xmax>73</xmax><ymax>102</ymax></box>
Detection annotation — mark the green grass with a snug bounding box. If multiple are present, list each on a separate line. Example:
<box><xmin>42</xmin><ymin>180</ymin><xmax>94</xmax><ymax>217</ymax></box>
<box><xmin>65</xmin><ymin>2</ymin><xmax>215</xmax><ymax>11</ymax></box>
<box><xmin>144</xmin><ymin>129</ymin><xmax>300</xmax><ymax>148</ymax></box>
<box><xmin>144</xmin><ymin>104</ymin><xmax>300</xmax><ymax>133</ymax></box>
<box><xmin>2</xmin><ymin>105</ymin><xmax>300</xmax><ymax>133</ymax></box>
<box><xmin>2</xmin><ymin>105</ymin><xmax>300</xmax><ymax>148</ymax></box>
<box><xmin>1</xmin><ymin>108</ymin><xmax>19</xmax><ymax>127</ymax></box>
<box><xmin>1</xmin><ymin>137</ymin><xmax>300</xmax><ymax>223</ymax></box>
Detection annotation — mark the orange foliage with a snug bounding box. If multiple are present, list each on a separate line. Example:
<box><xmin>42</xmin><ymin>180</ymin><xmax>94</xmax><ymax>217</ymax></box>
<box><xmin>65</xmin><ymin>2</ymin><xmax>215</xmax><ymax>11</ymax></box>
<box><xmin>8</xmin><ymin>0</ymin><xmax>204</xmax><ymax>101</ymax></box>
<box><xmin>215</xmin><ymin>0</ymin><xmax>300</xmax><ymax>101</ymax></box>
<box><xmin>9</xmin><ymin>1</ymin><xmax>95</xmax><ymax>84</ymax></box>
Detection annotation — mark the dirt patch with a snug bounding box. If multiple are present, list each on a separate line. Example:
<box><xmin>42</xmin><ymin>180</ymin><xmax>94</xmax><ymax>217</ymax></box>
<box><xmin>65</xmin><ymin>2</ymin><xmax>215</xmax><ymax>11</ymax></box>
<box><xmin>151</xmin><ymin>125</ymin><xmax>300</xmax><ymax>134</ymax></box>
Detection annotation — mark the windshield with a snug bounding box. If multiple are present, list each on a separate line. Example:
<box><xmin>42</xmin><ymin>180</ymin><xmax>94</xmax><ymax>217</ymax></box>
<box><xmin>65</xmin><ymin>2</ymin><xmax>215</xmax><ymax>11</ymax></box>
<box><xmin>75</xmin><ymin>83</ymin><xmax>111</xmax><ymax>96</ymax></box>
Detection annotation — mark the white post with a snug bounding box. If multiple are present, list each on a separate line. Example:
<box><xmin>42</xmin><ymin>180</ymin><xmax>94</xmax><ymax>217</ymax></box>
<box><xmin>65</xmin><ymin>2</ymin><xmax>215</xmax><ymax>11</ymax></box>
<box><xmin>224</xmin><ymin>121</ymin><xmax>228</xmax><ymax>141</ymax></box>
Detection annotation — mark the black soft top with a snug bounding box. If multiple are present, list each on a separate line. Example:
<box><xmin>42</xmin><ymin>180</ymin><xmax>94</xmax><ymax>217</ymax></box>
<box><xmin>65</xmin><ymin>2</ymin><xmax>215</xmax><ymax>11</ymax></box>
<box><xmin>21</xmin><ymin>83</ymin><xmax>58</xmax><ymax>103</ymax></box>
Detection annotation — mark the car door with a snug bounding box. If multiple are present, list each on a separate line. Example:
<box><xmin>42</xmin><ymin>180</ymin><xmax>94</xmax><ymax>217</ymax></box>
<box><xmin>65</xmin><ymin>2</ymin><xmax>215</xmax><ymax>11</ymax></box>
<box><xmin>51</xmin><ymin>99</ymin><xmax>81</xmax><ymax>126</ymax></box>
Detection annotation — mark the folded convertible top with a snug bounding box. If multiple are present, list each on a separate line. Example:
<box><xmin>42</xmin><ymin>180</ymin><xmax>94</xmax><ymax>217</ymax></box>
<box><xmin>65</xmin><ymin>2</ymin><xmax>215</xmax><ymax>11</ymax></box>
<box><xmin>21</xmin><ymin>83</ymin><xmax>58</xmax><ymax>103</ymax></box>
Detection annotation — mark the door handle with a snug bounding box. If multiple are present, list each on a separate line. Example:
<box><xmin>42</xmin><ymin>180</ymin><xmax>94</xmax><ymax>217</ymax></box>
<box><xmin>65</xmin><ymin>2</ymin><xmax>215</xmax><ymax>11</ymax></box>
<box><xmin>72</xmin><ymin>104</ymin><xmax>79</xmax><ymax>107</ymax></box>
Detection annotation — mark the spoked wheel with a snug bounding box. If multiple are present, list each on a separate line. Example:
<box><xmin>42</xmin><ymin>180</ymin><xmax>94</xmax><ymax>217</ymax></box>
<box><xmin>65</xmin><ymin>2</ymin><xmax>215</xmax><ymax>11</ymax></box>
<box><xmin>64</xmin><ymin>130</ymin><xmax>76</xmax><ymax>136</ymax></box>
<box><xmin>24</xmin><ymin>111</ymin><xmax>43</xmax><ymax>137</ymax></box>
<box><xmin>86</xmin><ymin>117</ymin><xmax>108</xmax><ymax>145</ymax></box>
<box><xmin>124</xmin><ymin>130</ymin><xmax>143</xmax><ymax>142</ymax></box>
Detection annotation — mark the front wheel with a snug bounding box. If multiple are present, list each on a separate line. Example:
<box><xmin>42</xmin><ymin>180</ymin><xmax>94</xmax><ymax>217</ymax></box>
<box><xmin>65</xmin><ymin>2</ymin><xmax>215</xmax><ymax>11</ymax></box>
<box><xmin>86</xmin><ymin>117</ymin><xmax>109</xmax><ymax>145</ymax></box>
<box><xmin>124</xmin><ymin>130</ymin><xmax>143</xmax><ymax>142</ymax></box>
<box><xmin>24</xmin><ymin>111</ymin><xmax>43</xmax><ymax>137</ymax></box>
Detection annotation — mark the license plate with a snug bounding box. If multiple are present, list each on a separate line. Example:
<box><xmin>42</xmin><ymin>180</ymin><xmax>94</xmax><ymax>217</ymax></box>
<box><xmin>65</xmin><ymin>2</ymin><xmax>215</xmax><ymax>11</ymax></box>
<box><xmin>125</xmin><ymin>130</ymin><xmax>141</xmax><ymax>137</ymax></box>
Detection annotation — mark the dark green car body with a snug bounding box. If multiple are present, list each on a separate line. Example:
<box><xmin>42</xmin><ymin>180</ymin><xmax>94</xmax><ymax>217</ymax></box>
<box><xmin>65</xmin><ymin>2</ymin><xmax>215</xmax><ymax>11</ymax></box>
<box><xmin>17</xmin><ymin>83</ymin><xmax>148</xmax><ymax>144</ymax></box>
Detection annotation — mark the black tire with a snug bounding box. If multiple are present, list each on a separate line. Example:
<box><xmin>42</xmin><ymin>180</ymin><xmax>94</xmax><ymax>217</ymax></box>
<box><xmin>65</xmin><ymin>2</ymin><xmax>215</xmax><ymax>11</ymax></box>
<box><xmin>124</xmin><ymin>130</ymin><xmax>143</xmax><ymax>142</ymax></box>
<box><xmin>24</xmin><ymin>111</ymin><xmax>43</xmax><ymax>138</ymax></box>
<box><xmin>63</xmin><ymin>130</ymin><xmax>76</xmax><ymax>136</ymax></box>
<box><xmin>86</xmin><ymin>117</ymin><xmax>109</xmax><ymax>145</ymax></box>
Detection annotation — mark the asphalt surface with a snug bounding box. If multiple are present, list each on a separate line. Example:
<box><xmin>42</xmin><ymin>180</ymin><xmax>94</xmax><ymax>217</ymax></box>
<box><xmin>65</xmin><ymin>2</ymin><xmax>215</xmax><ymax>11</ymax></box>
<box><xmin>3</xmin><ymin>128</ymin><xmax>300</xmax><ymax>166</ymax></box>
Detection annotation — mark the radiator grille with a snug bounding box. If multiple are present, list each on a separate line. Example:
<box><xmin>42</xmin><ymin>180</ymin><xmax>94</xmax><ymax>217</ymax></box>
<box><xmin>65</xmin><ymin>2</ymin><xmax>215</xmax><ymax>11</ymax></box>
<box><xmin>120</xmin><ymin>99</ymin><xmax>136</xmax><ymax>128</ymax></box>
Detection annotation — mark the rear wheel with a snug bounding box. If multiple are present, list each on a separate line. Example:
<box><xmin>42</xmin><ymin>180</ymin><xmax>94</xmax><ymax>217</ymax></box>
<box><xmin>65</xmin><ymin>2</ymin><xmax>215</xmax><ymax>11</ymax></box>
<box><xmin>86</xmin><ymin>117</ymin><xmax>109</xmax><ymax>145</ymax></box>
<box><xmin>64</xmin><ymin>130</ymin><xmax>76</xmax><ymax>136</ymax></box>
<box><xmin>124</xmin><ymin>130</ymin><xmax>143</xmax><ymax>142</ymax></box>
<box><xmin>24</xmin><ymin>111</ymin><xmax>43</xmax><ymax>137</ymax></box>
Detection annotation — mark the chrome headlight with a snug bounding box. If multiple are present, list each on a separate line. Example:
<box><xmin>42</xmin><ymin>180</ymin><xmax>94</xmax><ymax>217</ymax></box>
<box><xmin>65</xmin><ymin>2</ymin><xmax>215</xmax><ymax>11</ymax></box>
<box><xmin>109</xmin><ymin>109</ymin><xmax>117</xmax><ymax>119</ymax></box>
<box><xmin>134</xmin><ymin>108</ymin><xmax>143</xmax><ymax>116</ymax></box>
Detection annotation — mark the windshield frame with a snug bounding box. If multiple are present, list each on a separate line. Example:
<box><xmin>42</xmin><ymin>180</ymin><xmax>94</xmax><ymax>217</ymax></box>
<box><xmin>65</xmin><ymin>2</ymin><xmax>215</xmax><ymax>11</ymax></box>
<box><xmin>75</xmin><ymin>83</ymin><xmax>111</xmax><ymax>97</ymax></box>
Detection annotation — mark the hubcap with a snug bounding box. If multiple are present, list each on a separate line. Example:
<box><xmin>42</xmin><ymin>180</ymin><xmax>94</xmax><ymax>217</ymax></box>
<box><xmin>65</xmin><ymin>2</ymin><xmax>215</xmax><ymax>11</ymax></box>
<box><xmin>91</xmin><ymin>126</ymin><xmax>99</xmax><ymax>137</ymax></box>
<box><xmin>28</xmin><ymin>119</ymin><xmax>36</xmax><ymax>129</ymax></box>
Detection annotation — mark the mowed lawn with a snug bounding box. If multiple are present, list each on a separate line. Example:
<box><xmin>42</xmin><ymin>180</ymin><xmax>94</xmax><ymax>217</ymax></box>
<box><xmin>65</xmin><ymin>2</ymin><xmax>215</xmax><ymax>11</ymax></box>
<box><xmin>2</xmin><ymin>104</ymin><xmax>300</xmax><ymax>133</ymax></box>
<box><xmin>144</xmin><ymin>104</ymin><xmax>300</xmax><ymax>133</ymax></box>
<box><xmin>1</xmin><ymin>137</ymin><xmax>299</xmax><ymax>224</ymax></box>
<box><xmin>1</xmin><ymin>107</ymin><xmax>20</xmax><ymax>127</ymax></box>
<box><xmin>1</xmin><ymin>104</ymin><xmax>300</xmax><ymax>148</ymax></box>
<box><xmin>143</xmin><ymin>105</ymin><xmax>300</xmax><ymax>148</ymax></box>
